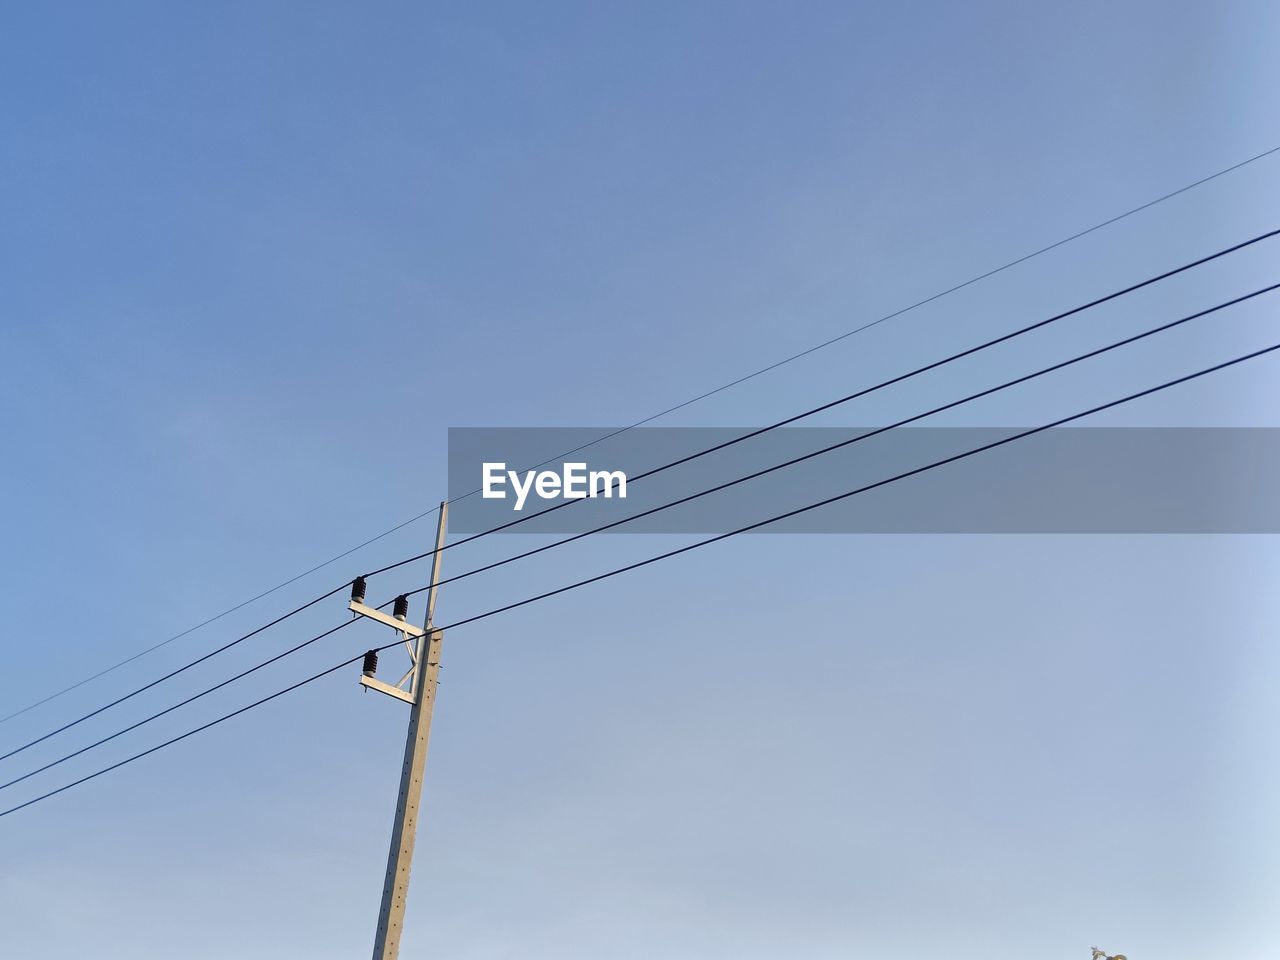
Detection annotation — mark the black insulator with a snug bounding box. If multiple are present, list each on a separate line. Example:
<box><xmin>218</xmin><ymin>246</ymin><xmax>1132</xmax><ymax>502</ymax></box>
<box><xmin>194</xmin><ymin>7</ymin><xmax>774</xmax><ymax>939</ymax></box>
<box><xmin>351</xmin><ymin>576</ymin><xmax>367</xmax><ymax>604</ymax></box>
<box><xmin>362</xmin><ymin>649</ymin><xmax>378</xmax><ymax>678</ymax></box>
<box><xmin>393</xmin><ymin>594</ymin><xmax>409</xmax><ymax>621</ymax></box>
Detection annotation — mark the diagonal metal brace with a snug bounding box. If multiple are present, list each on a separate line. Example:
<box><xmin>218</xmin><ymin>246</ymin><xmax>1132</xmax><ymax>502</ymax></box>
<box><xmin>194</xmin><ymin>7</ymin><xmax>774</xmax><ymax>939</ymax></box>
<box><xmin>350</xmin><ymin>600</ymin><xmax>425</xmax><ymax>704</ymax></box>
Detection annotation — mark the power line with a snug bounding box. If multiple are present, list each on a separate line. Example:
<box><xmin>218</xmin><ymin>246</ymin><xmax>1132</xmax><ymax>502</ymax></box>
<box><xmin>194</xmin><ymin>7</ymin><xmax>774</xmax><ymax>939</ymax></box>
<box><xmin>0</xmin><ymin>508</ymin><xmax>438</xmax><ymax>728</ymax></box>
<box><xmin>5</xmin><ymin>227</ymin><xmax>1275</xmax><ymax>764</ymax></box>
<box><xmin>416</xmin><ymin>340</ymin><xmax>1280</xmax><ymax>636</ymax></box>
<box><xmin>7</xmin><ymin>338</ymin><xmax>1276</xmax><ymax>820</ymax></box>
<box><xmin>471</xmin><ymin>143</ymin><xmax>1280</xmax><ymax>478</ymax></box>
<box><xmin>9</xmin><ymin>146</ymin><xmax>1275</xmax><ymax>728</ymax></box>
<box><xmin>0</xmin><ymin>618</ymin><xmax>360</xmax><ymax>792</ymax></box>
<box><xmin>13</xmin><ymin>281</ymin><xmax>1271</xmax><ymax>790</ymax></box>
<box><xmin>0</xmin><ymin>584</ymin><xmax>352</xmax><ymax>763</ymax></box>
<box><xmin>364</xmin><ymin>226</ymin><xmax>1280</xmax><ymax>577</ymax></box>
<box><xmin>0</xmin><ymin>656</ymin><xmax>362</xmax><ymax>820</ymax></box>
<box><xmin>402</xmin><ymin>281</ymin><xmax>1280</xmax><ymax>597</ymax></box>
<box><xmin>12</xmin><ymin>282</ymin><xmax>1274</xmax><ymax>790</ymax></box>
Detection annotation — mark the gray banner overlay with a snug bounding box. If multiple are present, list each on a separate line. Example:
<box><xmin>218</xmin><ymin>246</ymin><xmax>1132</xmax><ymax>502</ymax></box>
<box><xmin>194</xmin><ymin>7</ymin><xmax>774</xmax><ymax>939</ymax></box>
<box><xmin>447</xmin><ymin>427</ymin><xmax>1280</xmax><ymax>534</ymax></box>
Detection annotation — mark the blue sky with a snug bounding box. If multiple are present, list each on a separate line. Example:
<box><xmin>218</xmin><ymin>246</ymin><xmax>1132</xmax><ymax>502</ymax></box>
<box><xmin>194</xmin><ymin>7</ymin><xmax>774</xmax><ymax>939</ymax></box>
<box><xmin>2</xmin><ymin>2</ymin><xmax>1280</xmax><ymax>957</ymax></box>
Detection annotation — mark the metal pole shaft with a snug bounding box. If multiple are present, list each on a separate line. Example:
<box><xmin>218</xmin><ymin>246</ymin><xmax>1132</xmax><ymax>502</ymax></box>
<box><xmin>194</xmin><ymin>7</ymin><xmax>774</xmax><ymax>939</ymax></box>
<box><xmin>372</xmin><ymin>501</ymin><xmax>449</xmax><ymax>960</ymax></box>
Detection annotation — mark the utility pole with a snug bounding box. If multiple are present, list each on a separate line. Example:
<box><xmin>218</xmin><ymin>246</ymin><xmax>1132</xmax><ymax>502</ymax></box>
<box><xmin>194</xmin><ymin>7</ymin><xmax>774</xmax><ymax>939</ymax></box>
<box><xmin>349</xmin><ymin>501</ymin><xmax>449</xmax><ymax>960</ymax></box>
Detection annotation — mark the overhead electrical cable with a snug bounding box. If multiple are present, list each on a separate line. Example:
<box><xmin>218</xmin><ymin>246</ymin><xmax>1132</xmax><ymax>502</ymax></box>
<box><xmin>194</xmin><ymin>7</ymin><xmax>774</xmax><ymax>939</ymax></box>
<box><xmin>0</xmin><ymin>584</ymin><xmax>354</xmax><ymax>763</ymax></box>
<box><xmin>0</xmin><ymin>512</ymin><xmax>438</xmax><ymax>728</ymax></box>
<box><xmin>11</xmin><ymin>281</ymin><xmax>1274</xmax><ymax>788</ymax></box>
<box><xmin>363</xmin><ymin>226</ymin><xmax>1280</xmax><ymax>577</ymax></box>
<box><xmin>463</xmin><ymin>144</ymin><xmax>1280</xmax><ymax>480</ymax></box>
<box><xmin>0</xmin><ymin>618</ymin><xmax>360</xmax><ymax>791</ymax></box>
<box><xmin>6</xmin><ymin>339</ymin><xmax>1277</xmax><ymax>820</ymax></box>
<box><xmin>8</xmin><ymin>146</ymin><xmax>1273</xmax><ymax>728</ymax></box>
<box><xmin>4</xmin><ymin>228</ymin><xmax>1276</xmax><ymax>764</ymax></box>
<box><xmin>411</xmin><ymin>341</ymin><xmax>1280</xmax><ymax>636</ymax></box>
<box><xmin>0</xmin><ymin>656</ymin><xmax>363</xmax><ymax>820</ymax></box>
<box><xmin>401</xmin><ymin>281</ymin><xmax>1280</xmax><ymax>597</ymax></box>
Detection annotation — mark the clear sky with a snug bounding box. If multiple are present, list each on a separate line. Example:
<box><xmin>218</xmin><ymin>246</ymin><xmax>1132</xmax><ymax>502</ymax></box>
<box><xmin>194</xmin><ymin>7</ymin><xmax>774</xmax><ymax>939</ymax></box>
<box><xmin>2</xmin><ymin>2</ymin><xmax>1279</xmax><ymax>958</ymax></box>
